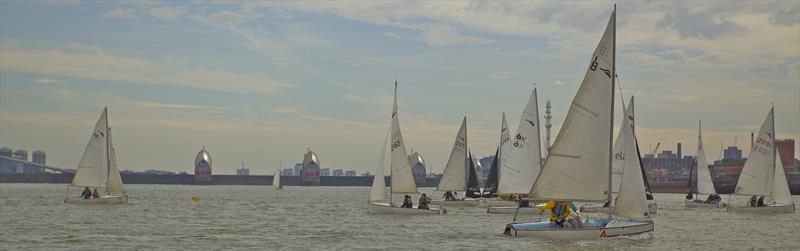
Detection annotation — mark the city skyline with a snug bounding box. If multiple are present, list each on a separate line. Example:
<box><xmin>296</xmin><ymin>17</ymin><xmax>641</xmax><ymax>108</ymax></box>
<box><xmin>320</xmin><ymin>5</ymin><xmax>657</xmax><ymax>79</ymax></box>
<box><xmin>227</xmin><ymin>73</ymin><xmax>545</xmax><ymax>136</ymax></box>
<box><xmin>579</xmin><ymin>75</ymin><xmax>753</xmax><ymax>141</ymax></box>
<box><xmin>1</xmin><ymin>1</ymin><xmax>798</xmax><ymax>175</ymax></box>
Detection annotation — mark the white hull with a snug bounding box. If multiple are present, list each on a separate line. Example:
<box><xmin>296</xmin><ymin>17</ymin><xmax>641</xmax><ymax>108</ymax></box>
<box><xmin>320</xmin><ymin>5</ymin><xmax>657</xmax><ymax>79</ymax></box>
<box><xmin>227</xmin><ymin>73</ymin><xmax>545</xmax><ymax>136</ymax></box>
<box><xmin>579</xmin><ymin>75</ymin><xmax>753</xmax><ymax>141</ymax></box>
<box><xmin>685</xmin><ymin>200</ymin><xmax>723</xmax><ymax>208</ymax></box>
<box><xmin>505</xmin><ymin>219</ymin><xmax>653</xmax><ymax>240</ymax></box>
<box><xmin>582</xmin><ymin>202</ymin><xmax>658</xmax><ymax>214</ymax></box>
<box><xmin>487</xmin><ymin>206</ymin><xmax>541</xmax><ymax>215</ymax></box>
<box><xmin>727</xmin><ymin>204</ymin><xmax>795</xmax><ymax>214</ymax></box>
<box><xmin>431</xmin><ymin>199</ymin><xmax>481</xmax><ymax>207</ymax></box>
<box><xmin>367</xmin><ymin>202</ymin><xmax>442</xmax><ymax>215</ymax></box>
<box><xmin>65</xmin><ymin>195</ymin><xmax>127</xmax><ymax>204</ymax></box>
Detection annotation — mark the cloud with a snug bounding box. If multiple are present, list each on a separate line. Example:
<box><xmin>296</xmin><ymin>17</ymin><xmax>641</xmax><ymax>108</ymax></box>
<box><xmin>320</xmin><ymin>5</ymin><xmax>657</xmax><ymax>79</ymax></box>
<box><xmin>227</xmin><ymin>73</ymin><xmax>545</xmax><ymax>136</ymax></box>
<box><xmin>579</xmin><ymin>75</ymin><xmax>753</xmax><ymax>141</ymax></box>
<box><xmin>271</xmin><ymin>105</ymin><xmax>302</xmax><ymax>114</ymax></box>
<box><xmin>34</xmin><ymin>79</ymin><xmax>66</xmax><ymax>86</ymax></box>
<box><xmin>149</xmin><ymin>6</ymin><xmax>186</xmax><ymax>21</ymax></box>
<box><xmin>132</xmin><ymin>101</ymin><xmax>230</xmax><ymax>111</ymax></box>
<box><xmin>656</xmin><ymin>8</ymin><xmax>746</xmax><ymax>40</ymax></box>
<box><xmin>416</xmin><ymin>26</ymin><xmax>494</xmax><ymax>46</ymax></box>
<box><xmin>383</xmin><ymin>32</ymin><xmax>403</xmax><ymax>39</ymax></box>
<box><xmin>190</xmin><ymin>10</ymin><xmax>259</xmax><ymax>28</ymax></box>
<box><xmin>0</xmin><ymin>45</ymin><xmax>292</xmax><ymax>94</ymax></box>
<box><xmin>665</xmin><ymin>94</ymin><xmax>701</xmax><ymax>102</ymax></box>
<box><xmin>554</xmin><ymin>80</ymin><xmax>566</xmax><ymax>85</ymax></box>
<box><xmin>488</xmin><ymin>72</ymin><xmax>513</xmax><ymax>80</ymax></box>
<box><xmin>101</xmin><ymin>8</ymin><xmax>140</xmax><ymax>19</ymax></box>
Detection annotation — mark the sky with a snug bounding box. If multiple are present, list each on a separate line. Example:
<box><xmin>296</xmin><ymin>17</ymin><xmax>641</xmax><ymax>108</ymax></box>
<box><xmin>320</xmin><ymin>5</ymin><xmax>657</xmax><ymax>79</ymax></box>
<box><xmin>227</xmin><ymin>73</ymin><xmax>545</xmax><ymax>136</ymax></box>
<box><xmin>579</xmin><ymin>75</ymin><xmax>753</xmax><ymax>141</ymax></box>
<box><xmin>0</xmin><ymin>1</ymin><xmax>798</xmax><ymax>175</ymax></box>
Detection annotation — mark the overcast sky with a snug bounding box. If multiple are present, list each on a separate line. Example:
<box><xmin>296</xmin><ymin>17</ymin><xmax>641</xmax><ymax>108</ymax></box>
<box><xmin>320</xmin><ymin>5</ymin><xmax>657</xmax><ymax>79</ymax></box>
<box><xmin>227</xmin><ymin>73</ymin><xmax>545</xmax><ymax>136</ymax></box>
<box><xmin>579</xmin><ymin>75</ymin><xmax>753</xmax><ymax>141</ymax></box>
<box><xmin>1</xmin><ymin>1</ymin><xmax>798</xmax><ymax>175</ymax></box>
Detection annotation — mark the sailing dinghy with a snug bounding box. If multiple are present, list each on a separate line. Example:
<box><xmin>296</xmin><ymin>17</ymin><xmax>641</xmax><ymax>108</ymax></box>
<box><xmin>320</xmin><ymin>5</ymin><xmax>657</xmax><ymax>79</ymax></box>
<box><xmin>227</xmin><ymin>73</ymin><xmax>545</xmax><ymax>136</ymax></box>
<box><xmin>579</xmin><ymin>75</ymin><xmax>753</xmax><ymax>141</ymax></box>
<box><xmin>431</xmin><ymin>117</ymin><xmax>482</xmax><ymax>207</ymax></box>
<box><xmin>685</xmin><ymin>121</ymin><xmax>724</xmax><ymax>208</ymax></box>
<box><xmin>505</xmin><ymin>7</ymin><xmax>654</xmax><ymax>239</ymax></box>
<box><xmin>487</xmin><ymin>89</ymin><xmax>545</xmax><ymax>213</ymax></box>
<box><xmin>273</xmin><ymin>165</ymin><xmax>283</xmax><ymax>190</ymax></box>
<box><xmin>367</xmin><ymin>82</ymin><xmax>442</xmax><ymax>215</ymax></box>
<box><xmin>727</xmin><ymin>107</ymin><xmax>795</xmax><ymax>213</ymax></box>
<box><xmin>64</xmin><ymin>107</ymin><xmax>127</xmax><ymax>204</ymax></box>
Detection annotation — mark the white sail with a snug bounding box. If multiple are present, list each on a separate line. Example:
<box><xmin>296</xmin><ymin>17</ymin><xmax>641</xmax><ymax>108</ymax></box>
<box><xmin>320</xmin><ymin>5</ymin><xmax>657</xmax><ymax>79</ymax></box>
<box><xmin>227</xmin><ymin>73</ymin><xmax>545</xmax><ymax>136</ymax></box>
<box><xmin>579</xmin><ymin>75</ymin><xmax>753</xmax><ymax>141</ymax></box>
<box><xmin>390</xmin><ymin>82</ymin><xmax>417</xmax><ymax>193</ymax></box>
<box><xmin>771</xmin><ymin>152</ymin><xmax>792</xmax><ymax>205</ymax></box>
<box><xmin>695</xmin><ymin>121</ymin><xmax>716</xmax><ymax>195</ymax></box>
<box><xmin>734</xmin><ymin>108</ymin><xmax>774</xmax><ymax>196</ymax></box>
<box><xmin>530</xmin><ymin>12</ymin><xmax>616</xmax><ymax>202</ymax></box>
<box><xmin>72</xmin><ymin>108</ymin><xmax>110</xmax><ymax>188</ymax></box>
<box><xmin>273</xmin><ymin>170</ymin><xmax>281</xmax><ymax>188</ymax></box>
<box><xmin>498</xmin><ymin>113</ymin><xmax>511</xmax><ymax>184</ymax></box>
<box><xmin>437</xmin><ymin>117</ymin><xmax>468</xmax><ymax>191</ymax></box>
<box><xmin>370</xmin><ymin>129</ymin><xmax>389</xmax><ymax>202</ymax></box>
<box><xmin>612</xmin><ymin>97</ymin><xmax>649</xmax><ymax>218</ymax></box>
<box><xmin>106</xmin><ymin>128</ymin><xmax>125</xmax><ymax>193</ymax></box>
<box><xmin>499</xmin><ymin>89</ymin><xmax>543</xmax><ymax>195</ymax></box>
<box><xmin>611</xmin><ymin>97</ymin><xmax>634</xmax><ymax>193</ymax></box>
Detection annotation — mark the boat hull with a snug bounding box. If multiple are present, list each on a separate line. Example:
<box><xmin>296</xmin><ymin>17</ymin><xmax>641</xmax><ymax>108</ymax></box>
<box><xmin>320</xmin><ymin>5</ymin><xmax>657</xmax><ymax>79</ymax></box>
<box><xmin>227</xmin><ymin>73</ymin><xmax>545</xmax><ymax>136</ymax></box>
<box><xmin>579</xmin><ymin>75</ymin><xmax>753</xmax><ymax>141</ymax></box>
<box><xmin>367</xmin><ymin>202</ymin><xmax>442</xmax><ymax>215</ymax></box>
<box><xmin>65</xmin><ymin>195</ymin><xmax>127</xmax><ymax>204</ymax></box>
<box><xmin>727</xmin><ymin>204</ymin><xmax>795</xmax><ymax>214</ymax></box>
<box><xmin>487</xmin><ymin>206</ymin><xmax>541</xmax><ymax>215</ymax></box>
<box><xmin>505</xmin><ymin>219</ymin><xmax>653</xmax><ymax>240</ymax></box>
<box><xmin>685</xmin><ymin>200</ymin><xmax>723</xmax><ymax>208</ymax></box>
<box><xmin>431</xmin><ymin>199</ymin><xmax>481</xmax><ymax>207</ymax></box>
<box><xmin>582</xmin><ymin>202</ymin><xmax>658</xmax><ymax>214</ymax></box>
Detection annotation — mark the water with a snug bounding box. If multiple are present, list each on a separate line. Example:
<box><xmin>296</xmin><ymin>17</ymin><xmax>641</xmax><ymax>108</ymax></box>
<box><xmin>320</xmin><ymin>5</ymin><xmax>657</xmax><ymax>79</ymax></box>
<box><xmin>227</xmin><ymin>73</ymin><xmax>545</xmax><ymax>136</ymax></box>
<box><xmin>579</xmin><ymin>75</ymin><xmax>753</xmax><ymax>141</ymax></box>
<box><xmin>1</xmin><ymin>184</ymin><xmax>798</xmax><ymax>250</ymax></box>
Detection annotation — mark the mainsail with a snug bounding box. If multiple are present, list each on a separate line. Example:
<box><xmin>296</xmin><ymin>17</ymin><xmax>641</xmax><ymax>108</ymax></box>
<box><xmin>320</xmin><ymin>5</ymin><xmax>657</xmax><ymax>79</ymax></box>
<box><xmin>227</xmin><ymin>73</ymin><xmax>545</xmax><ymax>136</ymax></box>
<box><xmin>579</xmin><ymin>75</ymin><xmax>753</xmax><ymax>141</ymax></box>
<box><xmin>72</xmin><ymin>108</ymin><xmax>110</xmax><ymax>188</ymax></box>
<box><xmin>390</xmin><ymin>82</ymin><xmax>417</xmax><ymax>193</ymax></box>
<box><xmin>611</xmin><ymin>97</ymin><xmax>634</xmax><ymax>193</ymax></box>
<box><xmin>734</xmin><ymin>108</ymin><xmax>774</xmax><ymax>196</ymax></box>
<box><xmin>695</xmin><ymin>121</ymin><xmax>716</xmax><ymax>195</ymax></box>
<box><xmin>437</xmin><ymin>117</ymin><xmax>468</xmax><ymax>192</ymax></box>
<box><xmin>498</xmin><ymin>89</ymin><xmax>543</xmax><ymax>195</ymax></box>
<box><xmin>530</xmin><ymin>10</ymin><xmax>616</xmax><ymax>202</ymax></box>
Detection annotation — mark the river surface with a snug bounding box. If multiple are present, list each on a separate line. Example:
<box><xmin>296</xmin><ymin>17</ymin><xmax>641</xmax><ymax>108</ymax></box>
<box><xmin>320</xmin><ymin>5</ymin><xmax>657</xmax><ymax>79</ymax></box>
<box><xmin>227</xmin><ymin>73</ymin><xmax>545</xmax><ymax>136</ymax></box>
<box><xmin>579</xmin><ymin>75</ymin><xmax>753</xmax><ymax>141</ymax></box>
<box><xmin>1</xmin><ymin>184</ymin><xmax>799</xmax><ymax>250</ymax></box>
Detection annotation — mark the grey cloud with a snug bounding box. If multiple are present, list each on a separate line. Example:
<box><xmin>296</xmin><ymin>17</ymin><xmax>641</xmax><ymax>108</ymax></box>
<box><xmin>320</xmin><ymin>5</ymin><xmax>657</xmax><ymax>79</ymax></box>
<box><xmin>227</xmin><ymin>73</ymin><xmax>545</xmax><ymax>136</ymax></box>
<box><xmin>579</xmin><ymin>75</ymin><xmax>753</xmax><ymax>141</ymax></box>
<box><xmin>657</xmin><ymin>9</ymin><xmax>747</xmax><ymax>39</ymax></box>
<box><xmin>770</xmin><ymin>6</ymin><xmax>800</xmax><ymax>26</ymax></box>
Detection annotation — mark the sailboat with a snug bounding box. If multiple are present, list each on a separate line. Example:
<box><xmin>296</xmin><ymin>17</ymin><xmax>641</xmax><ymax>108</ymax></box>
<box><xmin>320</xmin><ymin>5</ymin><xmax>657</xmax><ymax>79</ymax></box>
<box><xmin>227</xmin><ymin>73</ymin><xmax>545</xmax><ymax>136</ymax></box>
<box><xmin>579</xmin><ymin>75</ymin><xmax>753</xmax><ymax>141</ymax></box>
<box><xmin>431</xmin><ymin>117</ymin><xmax>482</xmax><ymax>207</ymax></box>
<box><xmin>486</xmin><ymin>88</ymin><xmax>545</xmax><ymax>212</ymax></box>
<box><xmin>728</xmin><ymin>107</ymin><xmax>795</xmax><ymax>213</ymax></box>
<box><xmin>685</xmin><ymin>121</ymin><xmax>723</xmax><ymax>208</ymax></box>
<box><xmin>64</xmin><ymin>107</ymin><xmax>127</xmax><ymax>204</ymax></box>
<box><xmin>273</xmin><ymin>162</ymin><xmax>283</xmax><ymax>190</ymax></box>
<box><xmin>505</xmin><ymin>7</ymin><xmax>654</xmax><ymax>239</ymax></box>
<box><xmin>367</xmin><ymin>82</ymin><xmax>442</xmax><ymax>215</ymax></box>
<box><xmin>581</xmin><ymin>97</ymin><xmax>658</xmax><ymax>214</ymax></box>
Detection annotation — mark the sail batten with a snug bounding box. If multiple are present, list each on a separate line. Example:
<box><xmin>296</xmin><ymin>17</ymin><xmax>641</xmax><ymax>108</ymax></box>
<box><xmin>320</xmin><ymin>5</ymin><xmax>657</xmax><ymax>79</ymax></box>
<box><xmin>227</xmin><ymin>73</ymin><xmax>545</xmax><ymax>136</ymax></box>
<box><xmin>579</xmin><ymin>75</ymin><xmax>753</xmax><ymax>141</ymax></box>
<box><xmin>529</xmin><ymin>12</ymin><xmax>616</xmax><ymax>202</ymax></box>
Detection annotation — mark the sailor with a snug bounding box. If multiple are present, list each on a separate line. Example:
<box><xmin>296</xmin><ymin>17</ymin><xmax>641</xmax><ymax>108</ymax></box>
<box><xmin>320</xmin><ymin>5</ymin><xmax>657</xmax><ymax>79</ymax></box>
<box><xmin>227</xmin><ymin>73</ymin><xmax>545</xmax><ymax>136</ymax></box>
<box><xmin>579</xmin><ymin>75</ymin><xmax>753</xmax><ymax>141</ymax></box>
<box><xmin>704</xmin><ymin>194</ymin><xmax>714</xmax><ymax>203</ymax></box>
<box><xmin>401</xmin><ymin>195</ymin><xmax>413</xmax><ymax>208</ymax></box>
<box><xmin>418</xmin><ymin>193</ymin><xmax>431</xmax><ymax>209</ymax></box>
<box><xmin>567</xmin><ymin>202</ymin><xmax>583</xmax><ymax>228</ymax></box>
<box><xmin>81</xmin><ymin>187</ymin><xmax>92</xmax><ymax>199</ymax></box>
<box><xmin>443</xmin><ymin>191</ymin><xmax>454</xmax><ymax>201</ymax></box>
<box><xmin>712</xmin><ymin>194</ymin><xmax>721</xmax><ymax>204</ymax></box>
<box><xmin>92</xmin><ymin>189</ymin><xmax>99</xmax><ymax>199</ymax></box>
<box><xmin>749</xmin><ymin>195</ymin><xmax>758</xmax><ymax>207</ymax></box>
<box><xmin>539</xmin><ymin>201</ymin><xmax>571</xmax><ymax>228</ymax></box>
<box><xmin>757</xmin><ymin>196</ymin><xmax>765</xmax><ymax>207</ymax></box>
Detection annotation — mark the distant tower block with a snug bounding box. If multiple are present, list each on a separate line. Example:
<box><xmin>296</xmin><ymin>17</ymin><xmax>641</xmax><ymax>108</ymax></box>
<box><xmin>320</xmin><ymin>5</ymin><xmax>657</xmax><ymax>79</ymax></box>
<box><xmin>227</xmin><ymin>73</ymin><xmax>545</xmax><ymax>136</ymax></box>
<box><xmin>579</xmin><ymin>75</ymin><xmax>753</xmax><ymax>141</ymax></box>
<box><xmin>195</xmin><ymin>147</ymin><xmax>212</xmax><ymax>183</ymax></box>
<box><xmin>302</xmin><ymin>148</ymin><xmax>321</xmax><ymax>186</ymax></box>
<box><xmin>545</xmin><ymin>100</ymin><xmax>553</xmax><ymax>155</ymax></box>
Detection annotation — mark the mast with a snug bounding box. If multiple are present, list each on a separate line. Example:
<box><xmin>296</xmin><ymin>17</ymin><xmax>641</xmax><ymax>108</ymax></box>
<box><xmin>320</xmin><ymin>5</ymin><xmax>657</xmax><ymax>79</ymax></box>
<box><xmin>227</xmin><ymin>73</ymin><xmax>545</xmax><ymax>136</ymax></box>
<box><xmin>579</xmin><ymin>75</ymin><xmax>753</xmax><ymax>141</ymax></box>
<box><xmin>607</xmin><ymin>4</ymin><xmax>616</xmax><ymax>205</ymax></box>
<box><xmin>105</xmin><ymin>107</ymin><xmax>111</xmax><ymax>188</ymax></box>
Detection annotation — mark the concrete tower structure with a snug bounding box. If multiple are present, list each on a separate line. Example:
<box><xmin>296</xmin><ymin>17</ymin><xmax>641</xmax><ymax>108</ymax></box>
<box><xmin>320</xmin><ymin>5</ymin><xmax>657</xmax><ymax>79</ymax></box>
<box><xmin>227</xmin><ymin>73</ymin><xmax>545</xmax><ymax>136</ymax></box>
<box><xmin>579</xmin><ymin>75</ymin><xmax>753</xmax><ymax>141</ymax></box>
<box><xmin>194</xmin><ymin>147</ymin><xmax>212</xmax><ymax>183</ymax></box>
<box><xmin>302</xmin><ymin>148</ymin><xmax>321</xmax><ymax>186</ymax></box>
<box><xmin>408</xmin><ymin>152</ymin><xmax>427</xmax><ymax>187</ymax></box>
<box><xmin>544</xmin><ymin>100</ymin><xmax>553</xmax><ymax>155</ymax></box>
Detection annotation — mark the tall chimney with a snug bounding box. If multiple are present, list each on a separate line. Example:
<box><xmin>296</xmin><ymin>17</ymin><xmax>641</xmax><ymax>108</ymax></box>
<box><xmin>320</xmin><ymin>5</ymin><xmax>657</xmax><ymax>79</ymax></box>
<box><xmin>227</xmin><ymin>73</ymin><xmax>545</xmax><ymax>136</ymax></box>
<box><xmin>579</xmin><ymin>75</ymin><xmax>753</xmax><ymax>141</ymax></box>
<box><xmin>677</xmin><ymin>142</ymin><xmax>682</xmax><ymax>159</ymax></box>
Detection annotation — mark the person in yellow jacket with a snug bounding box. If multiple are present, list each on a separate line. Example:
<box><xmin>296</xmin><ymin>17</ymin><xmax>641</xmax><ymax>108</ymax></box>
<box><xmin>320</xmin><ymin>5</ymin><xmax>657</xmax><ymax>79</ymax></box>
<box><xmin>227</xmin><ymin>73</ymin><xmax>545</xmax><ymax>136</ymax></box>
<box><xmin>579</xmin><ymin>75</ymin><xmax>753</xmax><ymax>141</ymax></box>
<box><xmin>539</xmin><ymin>201</ymin><xmax>571</xmax><ymax>228</ymax></box>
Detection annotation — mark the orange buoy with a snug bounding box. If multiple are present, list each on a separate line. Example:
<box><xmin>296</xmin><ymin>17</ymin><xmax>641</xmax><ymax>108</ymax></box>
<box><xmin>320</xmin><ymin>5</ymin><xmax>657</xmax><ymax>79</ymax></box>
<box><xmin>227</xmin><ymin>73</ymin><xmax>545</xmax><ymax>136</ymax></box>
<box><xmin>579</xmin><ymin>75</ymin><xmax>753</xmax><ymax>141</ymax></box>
<box><xmin>191</xmin><ymin>194</ymin><xmax>200</xmax><ymax>201</ymax></box>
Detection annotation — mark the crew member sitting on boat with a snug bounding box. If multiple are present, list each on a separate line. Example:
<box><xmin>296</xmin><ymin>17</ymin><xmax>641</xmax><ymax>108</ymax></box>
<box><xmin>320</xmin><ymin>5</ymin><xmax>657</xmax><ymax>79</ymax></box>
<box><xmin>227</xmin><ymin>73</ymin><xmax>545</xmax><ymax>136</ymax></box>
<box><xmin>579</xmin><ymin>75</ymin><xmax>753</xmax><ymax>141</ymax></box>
<box><xmin>418</xmin><ymin>193</ymin><xmax>431</xmax><ymax>209</ymax></box>
<box><xmin>443</xmin><ymin>191</ymin><xmax>456</xmax><ymax>201</ymax></box>
<box><xmin>749</xmin><ymin>195</ymin><xmax>758</xmax><ymax>207</ymax></box>
<box><xmin>757</xmin><ymin>196</ymin><xmax>766</xmax><ymax>207</ymax></box>
<box><xmin>539</xmin><ymin>201</ymin><xmax>572</xmax><ymax>228</ymax></box>
<box><xmin>401</xmin><ymin>195</ymin><xmax>413</xmax><ymax>208</ymax></box>
<box><xmin>567</xmin><ymin>202</ymin><xmax>583</xmax><ymax>228</ymax></box>
<box><xmin>515</xmin><ymin>195</ymin><xmax>530</xmax><ymax>208</ymax></box>
<box><xmin>704</xmin><ymin>194</ymin><xmax>721</xmax><ymax>204</ymax></box>
<box><xmin>81</xmin><ymin>187</ymin><xmax>92</xmax><ymax>199</ymax></box>
<box><xmin>92</xmin><ymin>188</ymin><xmax>99</xmax><ymax>199</ymax></box>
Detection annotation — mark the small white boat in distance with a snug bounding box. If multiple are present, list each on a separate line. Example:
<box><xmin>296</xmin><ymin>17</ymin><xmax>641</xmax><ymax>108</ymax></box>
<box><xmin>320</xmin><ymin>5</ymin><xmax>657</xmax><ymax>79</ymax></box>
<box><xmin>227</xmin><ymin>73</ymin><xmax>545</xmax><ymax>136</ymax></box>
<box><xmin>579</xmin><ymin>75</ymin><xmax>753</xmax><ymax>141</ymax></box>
<box><xmin>431</xmin><ymin>117</ymin><xmax>482</xmax><ymax>207</ymax></box>
<box><xmin>368</xmin><ymin>82</ymin><xmax>441</xmax><ymax>215</ymax></box>
<box><xmin>727</xmin><ymin>107</ymin><xmax>795</xmax><ymax>214</ymax></box>
<box><xmin>64</xmin><ymin>107</ymin><xmax>127</xmax><ymax>204</ymax></box>
<box><xmin>273</xmin><ymin>168</ymin><xmax>283</xmax><ymax>190</ymax></box>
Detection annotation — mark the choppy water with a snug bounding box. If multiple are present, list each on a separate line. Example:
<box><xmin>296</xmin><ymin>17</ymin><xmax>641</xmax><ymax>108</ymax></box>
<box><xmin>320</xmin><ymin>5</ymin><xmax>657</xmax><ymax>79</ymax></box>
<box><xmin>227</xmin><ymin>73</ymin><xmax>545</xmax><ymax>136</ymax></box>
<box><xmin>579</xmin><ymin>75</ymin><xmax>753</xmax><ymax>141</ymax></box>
<box><xmin>1</xmin><ymin>184</ymin><xmax>799</xmax><ymax>250</ymax></box>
